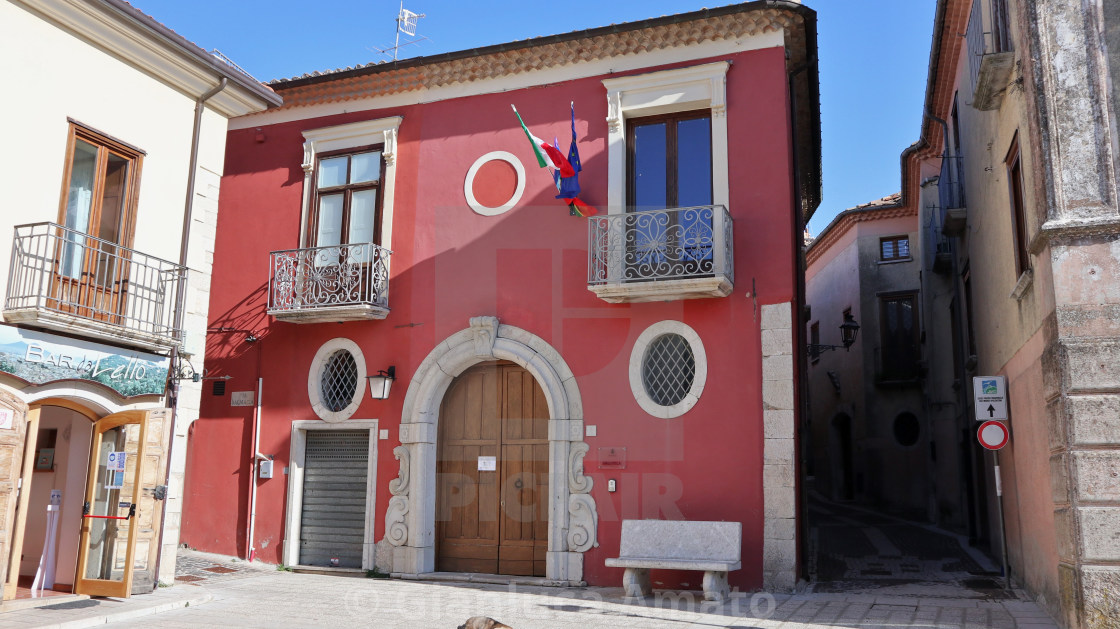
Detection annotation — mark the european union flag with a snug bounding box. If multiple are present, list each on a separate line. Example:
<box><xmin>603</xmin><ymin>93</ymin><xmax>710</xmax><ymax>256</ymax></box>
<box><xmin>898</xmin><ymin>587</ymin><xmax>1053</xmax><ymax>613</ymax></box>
<box><xmin>556</xmin><ymin>102</ymin><xmax>582</xmax><ymax>202</ymax></box>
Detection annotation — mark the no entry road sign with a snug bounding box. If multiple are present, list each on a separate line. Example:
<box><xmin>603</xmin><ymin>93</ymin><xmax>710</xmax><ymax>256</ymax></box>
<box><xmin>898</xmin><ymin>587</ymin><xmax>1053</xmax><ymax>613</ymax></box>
<box><xmin>978</xmin><ymin>420</ymin><xmax>1010</xmax><ymax>450</ymax></box>
<box><xmin>973</xmin><ymin>376</ymin><xmax>1008</xmax><ymax>421</ymax></box>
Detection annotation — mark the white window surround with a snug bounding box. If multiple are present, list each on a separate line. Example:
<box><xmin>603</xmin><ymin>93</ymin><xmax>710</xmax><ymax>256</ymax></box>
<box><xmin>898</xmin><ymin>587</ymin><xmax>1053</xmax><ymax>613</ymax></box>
<box><xmin>283</xmin><ymin>419</ymin><xmax>379</xmax><ymax>570</ymax></box>
<box><xmin>464</xmin><ymin>151</ymin><xmax>526</xmax><ymax>216</ymax></box>
<box><xmin>381</xmin><ymin>317</ymin><xmax>596</xmax><ymax>583</ymax></box>
<box><xmin>307</xmin><ymin>337</ymin><xmax>367</xmax><ymax>422</ymax></box>
<box><xmin>602</xmin><ymin>61</ymin><xmax>730</xmax><ymax>214</ymax></box>
<box><xmin>593</xmin><ymin>62</ymin><xmax>734</xmax><ymax>303</ymax></box>
<box><xmin>301</xmin><ymin>116</ymin><xmax>402</xmax><ymax>256</ymax></box>
<box><xmin>629</xmin><ymin>320</ymin><xmax>708</xmax><ymax>418</ymax></box>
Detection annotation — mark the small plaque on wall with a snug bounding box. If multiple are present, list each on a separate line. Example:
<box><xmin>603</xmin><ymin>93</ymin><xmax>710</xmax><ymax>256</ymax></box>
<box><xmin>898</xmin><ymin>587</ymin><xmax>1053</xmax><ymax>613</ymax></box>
<box><xmin>477</xmin><ymin>456</ymin><xmax>496</xmax><ymax>471</ymax></box>
<box><xmin>598</xmin><ymin>447</ymin><xmax>627</xmax><ymax>469</ymax></box>
<box><xmin>231</xmin><ymin>391</ymin><xmax>255</xmax><ymax>407</ymax></box>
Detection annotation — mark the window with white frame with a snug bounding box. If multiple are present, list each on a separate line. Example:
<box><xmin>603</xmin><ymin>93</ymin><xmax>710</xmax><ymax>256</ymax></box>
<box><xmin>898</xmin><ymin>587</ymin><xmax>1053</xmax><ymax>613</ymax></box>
<box><xmin>301</xmin><ymin>117</ymin><xmax>402</xmax><ymax>258</ymax></box>
<box><xmin>602</xmin><ymin>61</ymin><xmax>730</xmax><ymax>214</ymax></box>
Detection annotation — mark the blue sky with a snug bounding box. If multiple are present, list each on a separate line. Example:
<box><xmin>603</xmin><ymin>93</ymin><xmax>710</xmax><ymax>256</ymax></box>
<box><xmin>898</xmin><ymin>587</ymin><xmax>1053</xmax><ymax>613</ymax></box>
<box><xmin>131</xmin><ymin>0</ymin><xmax>935</xmax><ymax>235</ymax></box>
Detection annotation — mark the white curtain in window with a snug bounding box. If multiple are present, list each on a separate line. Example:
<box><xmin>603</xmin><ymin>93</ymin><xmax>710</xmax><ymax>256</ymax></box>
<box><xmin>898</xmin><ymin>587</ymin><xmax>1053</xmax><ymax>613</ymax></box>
<box><xmin>62</xmin><ymin>141</ymin><xmax>98</xmax><ymax>278</ymax></box>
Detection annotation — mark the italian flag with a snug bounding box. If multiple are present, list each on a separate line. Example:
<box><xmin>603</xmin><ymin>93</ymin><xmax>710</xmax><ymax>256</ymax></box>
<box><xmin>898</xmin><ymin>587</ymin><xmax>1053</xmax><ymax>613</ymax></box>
<box><xmin>512</xmin><ymin>105</ymin><xmax>576</xmax><ymax>178</ymax></box>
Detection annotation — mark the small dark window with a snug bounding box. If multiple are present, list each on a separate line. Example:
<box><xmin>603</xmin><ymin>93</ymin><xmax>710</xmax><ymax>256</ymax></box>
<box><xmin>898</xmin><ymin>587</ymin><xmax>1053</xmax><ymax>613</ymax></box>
<box><xmin>880</xmin><ymin>236</ymin><xmax>910</xmax><ymax>261</ymax></box>
<box><xmin>893</xmin><ymin>412</ymin><xmax>921</xmax><ymax>447</ymax></box>
<box><xmin>880</xmin><ymin>294</ymin><xmax>920</xmax><ymax>381</ymax></box>
<box><xmin>212</xmin><ymin>380</ymin><xmax>226</xmax><ymax>396</ymax></box>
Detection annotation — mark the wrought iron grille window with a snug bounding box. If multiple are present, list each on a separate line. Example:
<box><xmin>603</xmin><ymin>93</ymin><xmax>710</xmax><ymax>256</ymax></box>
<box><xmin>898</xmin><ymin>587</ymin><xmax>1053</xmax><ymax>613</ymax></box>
<box><xmin>320</xmin><ymin>350</ymin><xmax>358</xmax><ymax>412</ymax></box>
<box><xmin>642</xmin><ymin>333</ymin><xmax>696</xmax><ymax>406</ymax></box>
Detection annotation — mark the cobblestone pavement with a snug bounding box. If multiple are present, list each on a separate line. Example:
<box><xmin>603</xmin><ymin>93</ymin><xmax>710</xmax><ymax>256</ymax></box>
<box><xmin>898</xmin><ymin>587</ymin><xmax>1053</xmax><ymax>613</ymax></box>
<box><xmin>809</xmin><ymin>493</ymin><xmax>1008</xmax><ymax>599</ymax></box>
<box><xmin>81</xmin><ymin>549</ymin><xmax>1059</xmax><ymax>629</ymax></box>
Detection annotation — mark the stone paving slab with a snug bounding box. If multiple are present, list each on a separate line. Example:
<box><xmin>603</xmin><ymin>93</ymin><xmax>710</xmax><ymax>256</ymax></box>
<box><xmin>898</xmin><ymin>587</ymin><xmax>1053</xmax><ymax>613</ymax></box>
<box><xmin>0</xmin><ymin>584</ymin><xmax>210</xmax><ymax>629</ymax></box>
<box><xmin>0</xmin><ymin>548</ymin><xmax>1061</xmax><ymax>628</ymax></box>
<box><xmin>89</xmin><ymin>570</ymin><xmax>1057</xmax><ymax>629</ymax></box>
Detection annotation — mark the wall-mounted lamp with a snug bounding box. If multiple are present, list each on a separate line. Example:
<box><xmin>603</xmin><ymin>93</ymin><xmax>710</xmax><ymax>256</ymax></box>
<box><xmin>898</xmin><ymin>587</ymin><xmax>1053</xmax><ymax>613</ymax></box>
<box><xmin>807</xmin><ymin>313</ymin><xmax>861</xmax><ymax>357</ymax></box>
<box><xmin>368</xmin><ymin>366</ymin><xmax>396</xmax><ymax>399</ymax></box>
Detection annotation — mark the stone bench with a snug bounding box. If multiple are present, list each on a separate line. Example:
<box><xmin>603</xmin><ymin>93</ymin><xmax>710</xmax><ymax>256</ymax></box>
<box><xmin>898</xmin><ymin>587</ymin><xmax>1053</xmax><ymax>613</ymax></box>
<box><xmin>604</xmin><ymin>519</ymin><xmax>742</xmax><ymax>601</ymax></box>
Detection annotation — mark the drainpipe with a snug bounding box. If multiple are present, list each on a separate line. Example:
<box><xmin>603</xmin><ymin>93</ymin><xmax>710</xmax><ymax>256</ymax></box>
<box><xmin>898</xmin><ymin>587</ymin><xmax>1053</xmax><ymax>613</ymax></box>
<box><xmin>247</xmin><ymin>376</ymin><xmax>269</xmax><ymax>562</ymax></box>
<box><xmin>788</xmin><ymin>53</ymin><xmax>816</xmax><ymax>584</ymax></box>
<box><xmin>155</xmin><ymin>78</ymin><xmax>228</xmax><ymax>587</ymax></box>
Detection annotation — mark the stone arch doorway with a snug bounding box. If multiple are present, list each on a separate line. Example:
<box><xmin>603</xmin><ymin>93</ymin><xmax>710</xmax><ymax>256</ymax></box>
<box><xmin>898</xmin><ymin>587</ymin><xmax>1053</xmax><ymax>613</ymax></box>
<box><xmin>381</xmin><ymin>317</ymin><xmax>596</xmax><ymax>583</ymax></box>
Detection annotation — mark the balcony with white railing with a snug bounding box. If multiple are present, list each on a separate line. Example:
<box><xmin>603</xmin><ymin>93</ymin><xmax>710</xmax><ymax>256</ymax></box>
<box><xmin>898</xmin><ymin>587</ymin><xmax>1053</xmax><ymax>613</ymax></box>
<box><xmin>267</xmin><ymin>242</ymin><xmax>391</xmax><ymax>323</ymax></box>
<box><xmin>587</xmin><ymin>205</ymin><xmax>733</xmax><ymax>303</ymax></box>
<box><xmin>967</xmin><ymin>0</ymin><xmax>1015</xmax><ymax>111</ymax></box>
<box><xmin>4</xmin><ymin>222</ymin><xmax>187</xmax><ymax>351</ymax></box>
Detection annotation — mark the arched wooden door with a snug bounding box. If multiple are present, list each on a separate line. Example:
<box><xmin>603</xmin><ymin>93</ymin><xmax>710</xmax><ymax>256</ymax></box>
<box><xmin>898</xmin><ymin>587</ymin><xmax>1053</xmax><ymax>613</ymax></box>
<box><xmin>436</xmin><ymin>362</ymin><xmax>548</xmax><ymax>576</ymax></box>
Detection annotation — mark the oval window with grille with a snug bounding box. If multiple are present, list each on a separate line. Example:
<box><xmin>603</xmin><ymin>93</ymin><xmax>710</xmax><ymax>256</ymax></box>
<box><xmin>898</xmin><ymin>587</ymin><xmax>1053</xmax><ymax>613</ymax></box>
<box><xmin>642</xmin><ymin>334</ymin><xmax>695</xmax><ymax>406</ymax></box>
<box><xmin>629</xmin><ymin>321</ymin><xmax>707</xmax><ymax>418</ymax></box>
<box><xmin>321</xmin><ymin>350</ymin><xmax>358</xmax><ymax>412</ymax></box>
<box><xmin>308</xmin><ymin>338</ymin><xmax>366</xmax><ymax>422</ymax></box>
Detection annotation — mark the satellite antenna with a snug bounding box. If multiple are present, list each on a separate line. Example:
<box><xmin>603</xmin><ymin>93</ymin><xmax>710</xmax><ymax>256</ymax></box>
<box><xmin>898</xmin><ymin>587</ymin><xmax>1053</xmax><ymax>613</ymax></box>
<box><xmin>391</xmin><ymin>3</ymin><xmax>427</xmax><ymax>61</ymax></box>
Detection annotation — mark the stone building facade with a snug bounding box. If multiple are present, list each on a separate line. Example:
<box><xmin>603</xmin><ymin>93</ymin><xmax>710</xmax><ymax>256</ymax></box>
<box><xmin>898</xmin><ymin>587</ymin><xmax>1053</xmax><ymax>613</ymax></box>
<box><xmin>905</xmin><ymin>0</ymin><xmax>1120</xmax><ymax>626</ymax></box>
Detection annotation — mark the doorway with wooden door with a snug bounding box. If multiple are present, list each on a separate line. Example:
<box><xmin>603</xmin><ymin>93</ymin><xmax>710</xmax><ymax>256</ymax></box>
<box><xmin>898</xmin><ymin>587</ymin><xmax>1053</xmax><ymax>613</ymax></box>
<box><xmin>436</xmin><ymin>362</ymin><xmax>549</xmax><ymax>576</ymax></box>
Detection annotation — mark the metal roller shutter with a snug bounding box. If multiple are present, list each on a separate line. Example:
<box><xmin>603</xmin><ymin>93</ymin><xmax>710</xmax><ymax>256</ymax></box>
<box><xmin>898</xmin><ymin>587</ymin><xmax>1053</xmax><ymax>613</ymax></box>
<box><xmin>299</xmin><ymin>429</ymin><xmax>369</xmax><ymax>568</ymax></box>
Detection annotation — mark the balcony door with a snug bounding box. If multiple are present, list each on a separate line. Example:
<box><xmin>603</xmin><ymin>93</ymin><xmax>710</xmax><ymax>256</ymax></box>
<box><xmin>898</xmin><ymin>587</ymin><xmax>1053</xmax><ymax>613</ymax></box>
<box><xmin>626</xmin><ymin>111</ymin><xmax>713</xmax><ymax>279</ymax></box>
<box><xmin>52</xmin><ymin>123</ymin><xmax>142</xmax><ymax>323</ymax></box>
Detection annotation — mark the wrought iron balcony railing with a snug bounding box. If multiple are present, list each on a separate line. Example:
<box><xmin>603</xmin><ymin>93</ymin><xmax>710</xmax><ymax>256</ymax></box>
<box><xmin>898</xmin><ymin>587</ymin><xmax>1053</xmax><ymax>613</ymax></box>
<box><xmin>4</xmin><ymin>222</ymin><xmax>187</xmax><ymax>348</ymax></box>
<box><xmin>587</xmin><ymin>205</ymin><xmax>733</xmax><ymax>302</ymax></box>
<box><xmin>267</xmin><ymin>242</ymin><xmax>391</xmax><ymax>322</ymax></box>
<box><xmin>967</xmin><ymin>0</ymin><xmax>1014</xmax><ymax>110</ymax></box>
<box><xmin>926</xmin><ymin>205</ymin><xmax>954</xmax><ymax>275</ymax></box>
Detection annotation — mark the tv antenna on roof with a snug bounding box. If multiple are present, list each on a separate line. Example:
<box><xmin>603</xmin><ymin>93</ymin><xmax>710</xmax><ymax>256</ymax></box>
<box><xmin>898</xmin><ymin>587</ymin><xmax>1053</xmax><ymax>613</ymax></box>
<box><xmin>372</xmin><ymin>3</ymin><xmax>428</xmax><ymax>62</ymax></box>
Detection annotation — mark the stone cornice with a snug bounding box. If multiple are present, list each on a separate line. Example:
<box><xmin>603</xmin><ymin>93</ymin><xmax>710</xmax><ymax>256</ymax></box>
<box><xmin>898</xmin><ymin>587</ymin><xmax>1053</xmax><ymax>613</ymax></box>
<box><xmin>12</xmin><ymin>0</ymin><xmax>279</xmax><ymax>117</ymax></box>
<box><xmin>1030</xmin><ymin>216</ymin><xmax>1120</xmax><ymax>253</ymax></box>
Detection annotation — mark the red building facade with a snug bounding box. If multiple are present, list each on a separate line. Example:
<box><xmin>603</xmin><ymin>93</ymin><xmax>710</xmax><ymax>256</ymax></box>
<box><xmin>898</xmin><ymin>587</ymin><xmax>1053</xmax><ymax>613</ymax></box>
<box><xmin>183</xmin><ymin>1</ymin><xmax>820</xmax><ymax>593</ymax></box>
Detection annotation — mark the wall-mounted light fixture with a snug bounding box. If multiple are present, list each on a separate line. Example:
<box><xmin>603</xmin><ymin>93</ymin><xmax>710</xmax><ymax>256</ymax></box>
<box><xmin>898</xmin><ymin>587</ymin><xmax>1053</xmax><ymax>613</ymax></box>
<box><xmin>368</xmin><ymin>366</ymin><xmax>397</xmax><ymax>399</ymax></box>
<box><xmin>806</xmin><ymin>313</ymin><xmax>860</xmax><ymax>357</ymax></box>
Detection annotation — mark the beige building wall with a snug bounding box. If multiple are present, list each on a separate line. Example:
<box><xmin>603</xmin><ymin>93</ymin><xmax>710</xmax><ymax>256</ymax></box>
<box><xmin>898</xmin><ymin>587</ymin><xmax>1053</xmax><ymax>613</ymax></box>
<box><xmin>0</xmin><ymin>0</ymin><xmax>276</xmax><ymax>591</ymax></box>
<box><xmin>916</xmin><ymin>0</ymin><xmax>1120</xmax><ymax>624</ymax></box>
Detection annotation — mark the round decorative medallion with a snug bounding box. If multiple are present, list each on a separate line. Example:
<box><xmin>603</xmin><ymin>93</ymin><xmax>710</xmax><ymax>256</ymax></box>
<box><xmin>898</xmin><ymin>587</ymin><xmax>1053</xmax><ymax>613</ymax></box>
<box><xmin>464</xmin><ymin>151</ymin><xmax>526</xmax><ymax>216</ymax></box>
